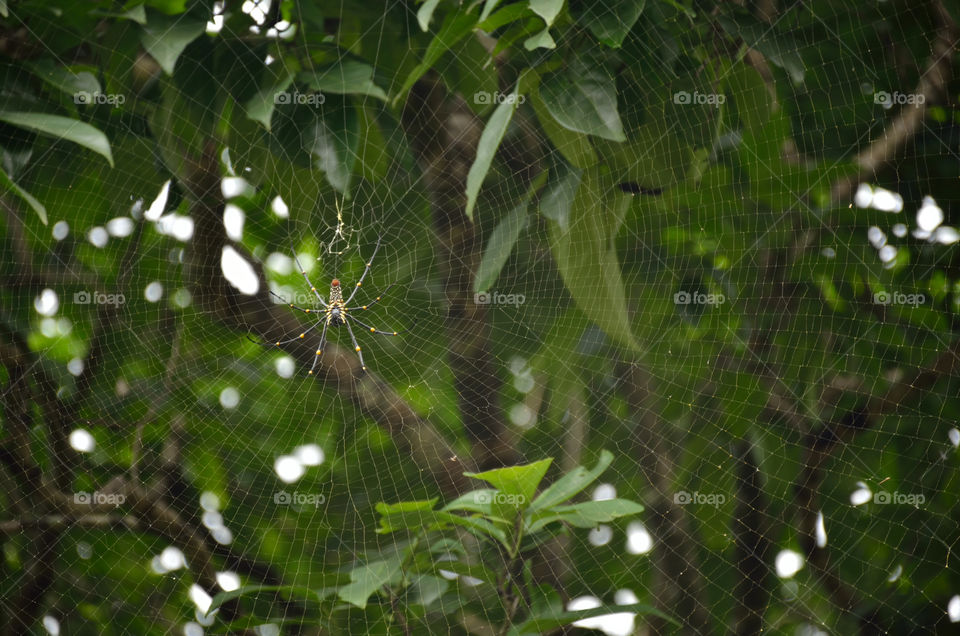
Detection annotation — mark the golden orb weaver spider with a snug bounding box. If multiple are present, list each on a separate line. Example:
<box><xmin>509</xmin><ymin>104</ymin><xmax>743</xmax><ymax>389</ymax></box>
<box><xmin>254</xmin><ymin>236</ymin><xmax>401</xmax><ymax>374</ymax></box>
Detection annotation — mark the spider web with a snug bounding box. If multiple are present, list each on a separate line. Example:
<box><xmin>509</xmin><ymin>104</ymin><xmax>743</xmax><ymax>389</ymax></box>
<box><xmin>3</xmin><ymin>1</ymin><xmax>960</xmax><ymax>635</ymax></box>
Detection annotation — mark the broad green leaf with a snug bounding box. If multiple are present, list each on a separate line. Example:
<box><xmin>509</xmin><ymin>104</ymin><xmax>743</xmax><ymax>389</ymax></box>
<box><xmin>91</xmin><ymin>5</ymin><xmax>148</xmax><ymax>24</ymax></box>
<box><xmin>595</xmin><ymin>119</ymin><xmax>689</xmax><ymax>189</ymax></box>
<box><xmin>27</xmin><ymin>61</ymin><xmax>100</xmax><ymax>99</ymax></box>
<box><xmin>394</xmin><ymin>10</ymin><xmax>477</xmax><ymax>104</ymax></box>
<box><xmin>302</xmin><ymin>60</ymin><xmax>388</xmax><ymax>101</ymax></box>
<box><xmin>531</xmin><ymin>87</ymin><xmax>597</xmax><ymax>169</ymax></box>
<box><xmin>538</xmin><ymin>159</ymin><xmax>581</xmax><ymax>228</ymax></box>
<box><xmin>717</xmin><ymin>13</ymin><xmax>804</xmax><ymax>83</ymax></box>
<box><xmin>337</xmin><ymin>558</ymin><xmax>403</xmax><ymax>609</ymax></box>
<box><xmin>465</xmin><ymin>82</ymin><xmax>521</xmax><ymax>221</ymax></box>
<box><xmin>474</xmin><ymin>171</ymin><xmax>545</xmax><ymax>293</ymax></box>
<box><xmin>527</xmin><ymin>498</ymin><xmax>645</xmax><ymax>532</ymax></box>
<box><xmin>725</xmin><ymin>63</ymin><xmax>771</xmax><ymax>137</ymax></box>
<box><xmin>511</xmin><ymin>603</ymin><xmax>677</xmax><ymax>634</ymax></box>
<box><xmin>480</xmin><ymin>0</ymin><xmax>504</xmax><ymax>22</ymax></box>
<box><xmin>573</xmin><ymin>0</ymin><xmax>645</xmax><ymax>48</ymax></box>
<box><xmin>244</xmin><ymin>72</ymin><xmax>294</xmax><ymax>130</ymax></box>
<box><xmin>0</xmin><ymin>167</ymin><xmax>47</xmax><ymax>224</ymax></box>
<box><xmin>479</xmin><ymin>2</ymin><xmax>529</xmax><ymax>31</ymax></box>
<box><xmin>304</xmin><ymin>99</ymin><xmax>359</xmax><ymax>194</ymax></box>
<box><xmin>524</xmin><ymin>27</ymin><xmax>556</xmax><ymax>50</ymax></box>
<box><xmin>417</xmin><ymin>0</ymin><xmax>442</xmax><ymax>31</ymax></box>
<box><xmin>0</xmin><ymin>1</ymin><xmax>7</xmax><ymax>18</ymax></box>
<box><xmin>376</xmin><ymin>498</ymin><xmax>440</xmax><ymax>516</ymax></box>
<box><xmin>530</xmin><ymin>450</ymin><xmax>614</xmax><ymax>511</ymax></box>
<box><xmin>464</xmin><ymin>457</ymin><xmax>553</xmax><ymax>505</ymax></box>
<box><xmin>539</xmin><ymin>59</ymin><xmax>626</xmax><ymax>141</ymax></box>
<box><xmin>529</xmin><ymin>0</ymin><xmax>563</xmax><ymax>26</ymax></box>
<box><xmin>547</xmin><ymin>168</ymin><xmax>639</xmax><ymax>350</ymax></box>
<box><xmin>415</xmin><ymin>558</ymin><xmax>497</xmax><ymax>586</ymax></box>
<box><xmin>0</xmin><ymin>111</ymin><xmax>113</xmax><ymax>167</ymax></box>
<box><xmin>140</xmin><ymin>13</ymin><xmax>206</xmax><ymax>75</ymax></box>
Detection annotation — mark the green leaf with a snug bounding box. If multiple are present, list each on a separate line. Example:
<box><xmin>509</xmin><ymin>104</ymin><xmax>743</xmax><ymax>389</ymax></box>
<box><xmin>480</xmin><ymin>0</ymin><xmax>504</xmax><ymax>22</ymax></box>
<box><xmin>538</xmin><ymin>159</ymin><xmax>581</xmax><ymax>228</ymax></box>
<box><xmin>529</xmin><ymin>0</ymin><xmax>563</xmax><ymax>26</ymax></box>
<box><xmin>304</xmin><ymin>99</ymin><xmax>359</xmax><ymax>194</ymax></box>
<box><xmin>394</xmin><ymin>10</ymin><xmax>477</xmax><ymax>104</ymax></box>
<box><xmin>717</xmin><ymin>13</ymin><xmax>804</xmax><ymax>84</ymax></box>
<box><xmin>512</xmin><ymin>602</ymin><xmax>677</xmax><ymax>634</ymax></box>
<box><xmin>0</xmin><ymin>167</ymin><xmax>47</xmax><ymax>225</ymax></box>
<box><xmin>530</xmin><ymin>450</ymin><xmax>614</xmax><ymax>511</ymax></box>
<box><xmin>464</xmin><ymin>457</ymin><xmax>553</xmax><ymax>505</ymax></box>
<box><xmin>479</xmin><ymin>2</ymin><xmax>529</xmax><ymax>31</ymax></box>
<box><xmin>573</xmin><ymin>0</ymin><xmax>645</xmax><ymax>48</ymax></box>
<box><xmin>244</xmin><ymin>72</ymin><xmax>294</xmax><ymax>130</ymax></box>
<box><xmin>539</xmin><ymin>58</ymin><xmax>626</xmax><ymax>141</ymax></box>
<box><xmin>302</xmin><ymin>60</ymin><xmax>388</xmax><ymax>101</ymax></box>
<box><xmin>417</xmin><ymin>0</ymin><xmax>442</xmax><ymax>31</ymax></box>
<box><xmin>523</xmin><ymin>27</ymin><xmax>556</xmax><ymax>50</ymax></box>
<box><xmin>527</xmin><ymin>499</ymin><xmax>645</xmax><ymax>532</ymax></box>
<box><xmin>337</xmin><ymin>559</ymin><xmax>403</xmax><ymax>609</ymax></box>
<box><xmin>531</xmin><ymin>87</ymin><xmax>597</xmax><ymax>169</ymax></box>
<box><xmin>91</xmin><ymin>4</ymin><xmax>148</xmax><ymax>24</ymax></box>
<box><xmin>465</xmin><ymin>82</ymin><xmax>521</xmax><ymax>221</ymax></box>
<box><xmin>140</xmin><ymin>13</ymin><xmax>206</xmax><ymax>75</ymax></box>
<box><xmin>0</xmin><ymin>1</ymin><xmax>7</xmax><ymax>18</ymax></box>
<box><xmin>546</xmin><ymin>168</ymin><xmax>639</xmax><ymax>350</ymax></box>
<box><xmin>27</xmin><ymin>61</ymin><xmax>101</xmax><ymax>99</ymax></box>
<box><xmin>474</xmin><ymin>171</ymin><xmax>545</xmax><ymax>293</ymax></box>
<box><xmin>0</xmin><ymin>111</ymin><xmax>113</xmax><ymax>167</ymax></box>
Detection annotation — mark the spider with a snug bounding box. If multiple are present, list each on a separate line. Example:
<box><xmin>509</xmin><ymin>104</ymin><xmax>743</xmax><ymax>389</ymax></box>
<box><xmin>254</xmin><ymin>236</ymin><xmax>401</xmax><ymax>374</ymax></box>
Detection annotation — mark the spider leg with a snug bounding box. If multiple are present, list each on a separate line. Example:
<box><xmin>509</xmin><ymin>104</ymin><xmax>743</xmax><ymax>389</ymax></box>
<box><xmin>346</xmin><ymin>282</ymin><xmax>396</xmax><ymax>312</ymax></box>
<box><xmin>347</xmin><ymin>315</ymin><xmax>401</xmax><ymax>336</ymax></box>
<box><xmin>248</xmin><ymin>320</ymin><xmax>322</xmax><ymax>347</ymax></box>
<box><xmin>290</xmin><ymin>245</ymin><xmax>329</xmax><ymax>307</ymax></box>
<box><xmin>343</xmin><ymin>319</ymin><xmax>367</xmax><ymax>372</ymax></box>
<box><xmin>308</xmin><ymin>321</ymin><xmax>330</xmax><ymax>376</ymax></box>
<box><xmin>344</xmin><ymin>235</ymin><xmax>382</xmax><ymax>305</ymax></box>
<box><xmin>270</xmin><ymin>290</ymin><xmax>323</xmax><ymax>317</ymax></box>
